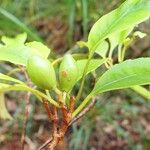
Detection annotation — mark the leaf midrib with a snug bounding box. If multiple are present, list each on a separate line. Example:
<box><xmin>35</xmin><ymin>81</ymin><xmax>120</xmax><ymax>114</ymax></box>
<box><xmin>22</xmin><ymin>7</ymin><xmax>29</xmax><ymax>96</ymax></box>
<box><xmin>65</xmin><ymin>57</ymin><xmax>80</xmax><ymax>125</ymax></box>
<box><xmin>93</xmin><ymin>71</ymin><xmax>150</xmax><ymax>94</ymax></box>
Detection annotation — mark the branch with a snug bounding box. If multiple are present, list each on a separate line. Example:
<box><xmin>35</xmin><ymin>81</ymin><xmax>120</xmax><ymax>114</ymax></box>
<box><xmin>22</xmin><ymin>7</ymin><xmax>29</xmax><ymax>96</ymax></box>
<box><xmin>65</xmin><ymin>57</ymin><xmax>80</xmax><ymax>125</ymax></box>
<box><xmin>38</xmin><ymin>106</ymin><xmax>59</xmax><ymax>150</ymax></box>
<box><xmin>42</xmin><ymin>99</ymin><xmax>52</xmax><ymax>120</ymax></box>
<box><xmin>69</xmin><ymin>97</ymin><xmax>97</xmax><ymax>126</ymax></box>
<box><xmin>38</xmin><ymin>98</ymin><xmax>97</xmax><ymax>149</ymax></box>
<box><xmin>38</xmin><ymin>137</ymin><xmax>53</xmax><ymax>150</ymax></box>
<box><xmin>20</xmin><ymin>66</ymin><xmax>32</xmax><ymax>150</ymax></box>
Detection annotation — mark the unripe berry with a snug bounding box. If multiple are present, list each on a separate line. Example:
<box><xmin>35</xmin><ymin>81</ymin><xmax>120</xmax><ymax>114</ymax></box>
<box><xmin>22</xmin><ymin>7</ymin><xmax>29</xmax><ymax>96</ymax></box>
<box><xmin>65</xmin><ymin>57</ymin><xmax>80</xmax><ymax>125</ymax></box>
<box><xmin>27</xmin><ymin>55</ymin><xmax>56</xmax><ymax>90</ymax></box>
<box><xmin>59</xmin><ymin>54</ymin><xmax>78</xmax><ymax>92</ymax></box>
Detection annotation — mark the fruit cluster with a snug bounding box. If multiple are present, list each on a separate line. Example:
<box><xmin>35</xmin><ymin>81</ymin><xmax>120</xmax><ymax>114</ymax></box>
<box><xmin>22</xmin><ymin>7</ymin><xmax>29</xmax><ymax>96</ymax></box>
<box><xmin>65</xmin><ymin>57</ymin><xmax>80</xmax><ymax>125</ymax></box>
<box><xmin>27</xmin><ymin>54</ymin><xmax>78</xmax><ymax>92</ymax></box>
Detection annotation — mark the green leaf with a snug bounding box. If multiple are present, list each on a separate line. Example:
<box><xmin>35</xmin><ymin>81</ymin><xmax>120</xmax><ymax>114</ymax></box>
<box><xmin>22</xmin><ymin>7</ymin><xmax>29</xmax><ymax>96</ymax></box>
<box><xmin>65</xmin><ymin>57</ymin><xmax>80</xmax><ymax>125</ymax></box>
<box><xmin>0</xmin><ymin>42</ymin><xmax>50</xmax><ymax>66</ymax></box>
<box><xmin>77</xmin><ymin>41</ymin><xmax>88</xmax><ymax>48</ymax></box>
<box><xmin>88</xmin><ymin>0</ymin><xmax>150</xmax><ymax>52</ymax></box>
<box><xmin>0</xmin><ymin>93</ymin><xmax>12</xmax><ymax>120</ymax></box>
<box><xmin>0</xmin><ymin>83</ymin><xmax>40</xmax><ymax>98</ymax></box>
<box><xmin>0</xmin><ymin>73</ymin><xmax>25</xmax><ymax>84</ymax></box>
<box><xmin>95</xmin><ymin>29</ymin><xmax>132</xmax><ymax>58</ymax></box>
<box><xmin>0</xmin><ymin>83</ymin><xmax>11</xmax><ymax>89</ymax></box>
<box><xmin>1</xmin><ymin>33</ymin><xmax>27</xmax><ymax>45</ymax></box>
<box><xmin>76</xmin><ymin>58</ymin><xmax>106</xmax><ymax>81</ymax></box>
<box><xmin>0</xmin><ymin>44</ymin><xmax>32</xmax><ymax>65</ymax></box>
<box><xmin>0</xmin><ymin>83</ymin><xmax>59</xmax><ymax>107</ymax></box>
<box><xmin>95</xmin><ymin>40</ymin><xmax>109</xmax><ymax>58</ymax></box>
<box><xmin>0</xmin><ymin>83</ymin><xmax>41</xmax><ymax>101</ymax></box>
<box><xmin>91</xmin><ymin>58</ymin><xmax>150</xmax><ymax>96</ymax></box>
<box><xmin>25</xmin><ymin>41</ymin><xmax>51</xmax><ymax>59</ymax></box>
<box><xmin>0</xmin><ymin>43</ymin><xmax>4</xmax><ymax>48</ymax></box>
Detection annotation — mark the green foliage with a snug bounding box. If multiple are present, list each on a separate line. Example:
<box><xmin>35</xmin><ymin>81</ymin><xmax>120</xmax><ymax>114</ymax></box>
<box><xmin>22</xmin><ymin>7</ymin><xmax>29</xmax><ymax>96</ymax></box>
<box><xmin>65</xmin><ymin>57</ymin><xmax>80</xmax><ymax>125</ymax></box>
<box><xmin>0</xmin><ymin>2</ymin><xmax>150</xmax><ymax>150</ymax></box>
<box><xmin>1</xmin><ymin>32</ymin><xmax>27</xmax><ymax>45</ymax></box>
<box><xmin>88</xmin><ymin>0</ymin><xmax>150</xmax><ymax>53</ymax></box>
<box><xmin>0</xmin><ymin>0</ymin><xmax>150</xmax><ymax>122</ymax></box>
<box><xmin>25</xmin><ymin>41</ymin><xmax>51</xmax><ymax>58</ymax></box>
<box><xmin>0</xmin><ymin>73</ymin><xmax>25</xmax><ymax>84</ymax></box>
<box><xmin>76</xmin><ymin>58</ymin><xmax>106</xmax><ymax>81</ymax></box>
<box><xmin>0</xmin><ymin>44</ymin><xmax>34</xmax><ymax>65</ymax></box>
<box><xmin>95</xmin><ymin>28</ymin><xmax>132</xmax><ymax>58</ymax></box>
<box><xmin>91</xmin><ymin>58</ymin><xmax>150</xmax><ymax>96</ymax></box>
<box><xmin>0</xmin><ymin>82</ymin><xmax>58</xmax><ymax>107</ymax></box>
<box><xmin>0</xmin><ymin>33</ymin><xmax>51</xmax><ymax>65</ymax></box>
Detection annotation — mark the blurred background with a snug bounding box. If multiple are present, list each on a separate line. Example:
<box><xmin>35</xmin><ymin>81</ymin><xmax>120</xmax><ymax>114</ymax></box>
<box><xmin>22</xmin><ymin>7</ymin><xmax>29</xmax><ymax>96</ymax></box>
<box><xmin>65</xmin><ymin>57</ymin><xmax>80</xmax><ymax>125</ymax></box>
<box><xmin>0</xmin><ymin>0</ymin><xmax>150</xmax><ymax>149</ymax></box>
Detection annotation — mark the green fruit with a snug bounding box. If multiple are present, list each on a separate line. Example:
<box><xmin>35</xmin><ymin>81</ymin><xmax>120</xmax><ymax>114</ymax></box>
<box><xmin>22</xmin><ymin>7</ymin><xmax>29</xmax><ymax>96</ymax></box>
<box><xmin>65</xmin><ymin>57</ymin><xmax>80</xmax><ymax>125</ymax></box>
<box><xmin>59</xmin><ymin>54</ymin><xmax>78</xmax><ymax>92</ymax></box>
<box><xmin>27</xmin><ymin>55</ymin><xmax>56</xmax><ymax>90</ymax></box>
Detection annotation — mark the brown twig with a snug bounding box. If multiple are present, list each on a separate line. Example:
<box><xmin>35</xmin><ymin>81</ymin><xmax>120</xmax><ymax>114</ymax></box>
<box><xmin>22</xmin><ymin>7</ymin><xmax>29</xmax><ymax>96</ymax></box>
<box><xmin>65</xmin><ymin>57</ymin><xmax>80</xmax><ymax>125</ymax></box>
<box><xmin>38</xmin><ymin>106</ymin><xmax>58</xmax><ymax>150</ymax></box>
<box><xmin>38</xmin><ymin>137</ymin><xmax>53</xmax><ymax>150</ymax></box>
<box><xmin>38</xmin><ymin>102</ymin><xmax>60</xmax><ymax>150</ymax></box>
<box><xmin>48</xmin><ymin>106</ymin><xmax>60</xmax><ymax>150</ymax></box>
<box><xmin>43</xmin><ymin>99</ymin><xmax>52</xmax><ymax>120</ymax></box>
<box><xmin>52</xmin><ymin>106</ymin><xmax>59</xmax><ymax>133</ymax></box>
<box><xmin>20</xmin><ymin>66</ymin><xmax>32</xmax><ymax>150</ymax></box>
<box><xmin>61</xmin><ymin>104</ymin><xmax>70</xmax><ymax>125</ymax></box>
<box><xmin>39</xmin><ymin>97</ymin><xmax>97</xmax><ymax>149</ymax></box>
<box><xmin>69</xmin><ymin>98</ymin><xmax>97</xmax><ymax>126</ymax></box>
<box><xmin>39</xmin><ymin>99</ymin><xmax>73</xmax><ymax>150</ymax></box>
<box><xmin>69</xmin><ymin>96</ymin><xmax>75</xmax><ymax>114</ymax></box>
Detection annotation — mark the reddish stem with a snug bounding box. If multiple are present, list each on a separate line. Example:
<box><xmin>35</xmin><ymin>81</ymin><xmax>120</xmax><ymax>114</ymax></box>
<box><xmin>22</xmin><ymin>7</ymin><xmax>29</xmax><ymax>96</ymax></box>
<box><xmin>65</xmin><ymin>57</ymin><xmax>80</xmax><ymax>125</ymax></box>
<box><xmin>43</xmin><ymin>99</ymin><xmax>52</xmax><ymax>120</ymax></box>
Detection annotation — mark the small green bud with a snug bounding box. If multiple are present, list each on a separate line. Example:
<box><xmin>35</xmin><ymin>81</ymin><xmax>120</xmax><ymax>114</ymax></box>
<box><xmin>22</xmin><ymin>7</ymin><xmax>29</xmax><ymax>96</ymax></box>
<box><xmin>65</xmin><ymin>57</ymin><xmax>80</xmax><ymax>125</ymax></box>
<box><xmin>59</xmin><ymin>54</ymin><xmax>78</xmax><ymax>92</ymax></box>
<box><xmin>27</xmin><ymin>55</ymin><xmax>56</xmax><ymax>90</ymax></box>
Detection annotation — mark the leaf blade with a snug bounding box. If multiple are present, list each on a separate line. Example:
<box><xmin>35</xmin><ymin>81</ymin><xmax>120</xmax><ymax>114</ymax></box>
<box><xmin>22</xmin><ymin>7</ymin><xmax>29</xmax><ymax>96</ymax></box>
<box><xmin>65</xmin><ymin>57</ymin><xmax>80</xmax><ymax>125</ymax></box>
<box><xmin>76</xmin><ymin>58</ymin><xmax>106</xmax><ymax>81</ymax></box>
<box><xmin>88</xmin><ymin>0</ymin><xmax>150</xmax><ymax>52</ymax></box>
<box><xmin>1</xmin><ymin>33</ymin><xmax>27</xmax><ymax>45</ymax></box>
<box><xmin>0</xmin><ymin>73</ymin><xmax>25</xmax><ymax>84</ymax></box>
<box><xmin>25</xmin><ymin>41</ymin><xmax>51</xmax><ymax>59</ymax></box>
<box><xmin>0</xmin><ymin>42</ymin><xmax>50</xmax><ymax>66</ymax></box>
<box><xmin>0</xmin><ymin>83</ymin><xmax>59</xmax><ymax>107</ymax></box>
<box><xmin>91</xmin><ymin>58</ymin><xmax>150</xmax><ymax>96</ymax></box>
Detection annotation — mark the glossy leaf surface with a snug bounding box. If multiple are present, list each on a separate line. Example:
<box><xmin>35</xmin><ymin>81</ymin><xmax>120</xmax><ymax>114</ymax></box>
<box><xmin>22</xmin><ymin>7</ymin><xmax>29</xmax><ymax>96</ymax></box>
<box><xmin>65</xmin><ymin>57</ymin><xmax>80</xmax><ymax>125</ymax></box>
<box><xmin>0</xmin><ymin>83</ymin><xmax>58</xmax><ymax>106</ymax></box>
<box><xmin>88</xmin><ymin>0</ymin><xmax>150</xmax><ymax>52</ymax></box>
<box><xmin>0</xmin><ymin>43</ymin><xmax>50</xmax><ymax>66</ymax></box>
<box><xmin>91</xmin><ymin>58</ymin><xmax>150</xmax><ymax>96</ymax></box>
<box><xmin>76</xmin><ymin>58</ymin><xmax>106</xmax><ymax>81</ymax></box>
